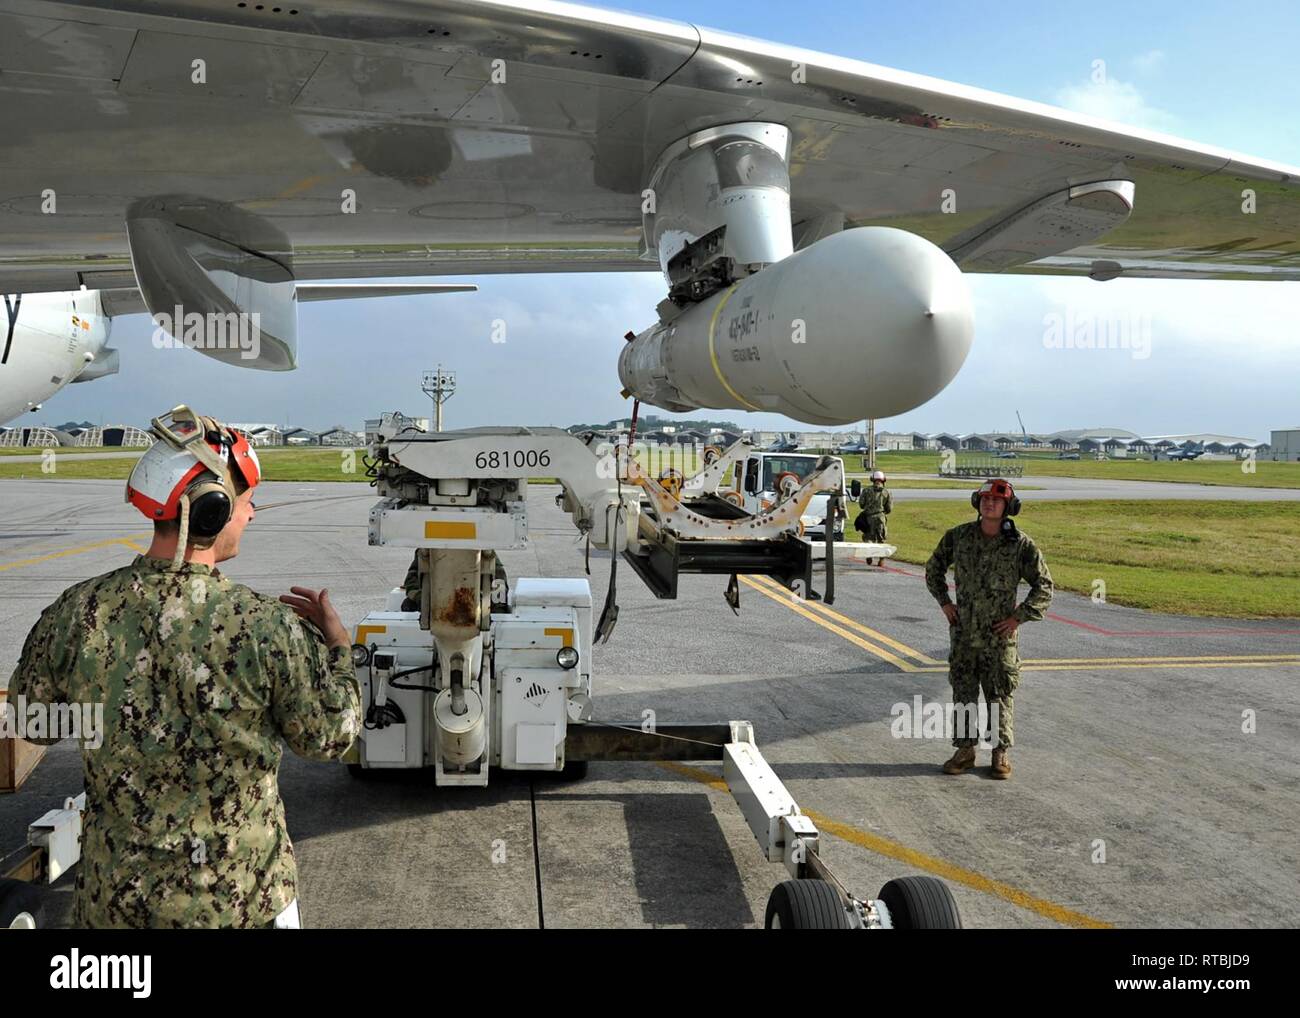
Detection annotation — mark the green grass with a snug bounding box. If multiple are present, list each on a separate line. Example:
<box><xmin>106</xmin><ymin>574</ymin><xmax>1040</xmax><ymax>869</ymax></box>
<box><xmin>10</xmin><ymin>444</ymin><xmax>1294</xmax><ymax>488</ymax></box>
<box><xmin>834</xmin><ymin>451</ymin><xmax>1300</xmax><ymax>489</ymax></box>
<box><xmin>0</xmin><ymin>445</ymin><xmax>147</xmax><ymax>456</ymax></box>
<box><xmin>0</xmin><ymin>448</ymin><xmax>350</xmax><ymax>480</ymax></box>
<box><xmin>0</xmin><ymin>445</ymin><xmax>704</xmax><ymax>484</ymax></box>
<box><xmin>0</xmin><ymin>457</ymin><xmax>140</xmax><ymax>479</ymax></box>
<box><xmin>848</xmin><ymin>500</ymin><xmax>1300</xmax><ymax>618</ymax></box>
<box><xmin>845</xmin><ymin>476</ymin><xmax>1042</xmax><ymax>490</ymax></box>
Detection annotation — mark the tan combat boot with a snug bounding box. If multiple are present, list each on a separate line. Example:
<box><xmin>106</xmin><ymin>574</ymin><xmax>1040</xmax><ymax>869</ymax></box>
<box><xmin>942</xmin><ymin>746</ymin><xmax>976</xmax><ymax>774</ymax></box>
<box><xmin>990</xmin><ymin>747</ymin><xmax>1011</xmax><ymax>779</ymax></box>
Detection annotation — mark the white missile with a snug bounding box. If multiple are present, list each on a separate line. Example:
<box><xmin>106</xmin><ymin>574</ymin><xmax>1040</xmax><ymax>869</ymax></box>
<box><xmin>618</xmin><ymin>227</ymin><xmax>974</xmax><ymax>425</ymax></box>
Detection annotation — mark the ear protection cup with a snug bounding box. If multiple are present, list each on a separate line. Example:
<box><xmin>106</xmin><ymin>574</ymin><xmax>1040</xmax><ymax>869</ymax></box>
<box><xmin>969</xmin><ymin>491</ymin><xmax>981</xmax><ymax>511</ymax></box>
<box><xmin>185</xmin><ymin>479</ymin><xmax>233</xmax><ymax>540</ymax></box>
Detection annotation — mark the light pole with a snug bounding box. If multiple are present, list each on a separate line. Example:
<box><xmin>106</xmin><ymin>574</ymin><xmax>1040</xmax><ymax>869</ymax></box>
<box><xmin>422</xmin><ymin>366</ymin><xmax>456</xmax><ymax>432</ymax></box>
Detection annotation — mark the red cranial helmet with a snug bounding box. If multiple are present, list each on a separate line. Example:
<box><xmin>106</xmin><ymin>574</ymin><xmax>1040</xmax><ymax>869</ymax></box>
<box><xmin>126</xmin><ymin>406</ymin><xmax>261</xmax><ymax>557</ymax></box>
<box><xmin>970</xmin><ymin>478</ymin><xmax>1020</xmax><ymax>516</ymax></box>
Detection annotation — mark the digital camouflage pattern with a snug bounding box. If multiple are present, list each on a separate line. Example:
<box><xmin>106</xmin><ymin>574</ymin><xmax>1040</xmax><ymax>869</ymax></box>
<box><xmin>403</xmin><ymin>553</ymin><xmax>421</xmax><ymax>607</ymax></box>
<box><xmin>855</xmin><ymin>484</ymin><xmax>892</xmax><ymax>542</ymax></box>
<box><xmin>924</xmin><ymin>519</ymin><xmax>1053</xmax><ymax>747</ymax></box>
<box><xmin>9</xmin><ymin>555</ymin><xmax>360</xmax><ymax>928</ymax></box>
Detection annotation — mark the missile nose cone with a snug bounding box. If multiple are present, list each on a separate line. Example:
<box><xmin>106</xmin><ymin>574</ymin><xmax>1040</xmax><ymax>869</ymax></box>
<box><xmin>852</xmin><ymin>229</ymin><xmax>972</xmax><ymax>419</ymax></box>
<box><xmin>618</xmin><ymin>226</ymin><xmax>973</xmax><ymax>427</ymax></box>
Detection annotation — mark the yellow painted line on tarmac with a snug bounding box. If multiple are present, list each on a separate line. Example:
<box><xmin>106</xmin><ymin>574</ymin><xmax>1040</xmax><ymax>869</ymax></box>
<box><xmin>659</xmin><ymin>761</ymin><xmax>1111</xmax><ymax>929</ymax></box>
<box><xmin>911</xmin><ymin>659</ymin><xmax>1300</xmax><ymax>673</ymax></box>
<box><xmin>738</xmin><ymin>575</ymin><xmax>918</xmax><ymax>671</ymax></box>
<box><xmin>748</xmin><ymin>574</ymin><xmax>942</xmax><ymax>665</ymax></box>
<box><xmin>742</xmin><ymin>575</ymin><xmax>1298</xmax><ymax>674</ymax></box>
<box><xmin>1027</xmin><ymin>654</ymin><xmax>1300</xmax><ymax>664</ymax></box>
<box><xmin>0</xmin><ymin>535</ymin><xmax>152</xmax><ymax>573</ymax></box>
<box><xmin>1024</xmin><ymin>660</ymin><xmax>1300</xmax><ymax>671</ymax></box>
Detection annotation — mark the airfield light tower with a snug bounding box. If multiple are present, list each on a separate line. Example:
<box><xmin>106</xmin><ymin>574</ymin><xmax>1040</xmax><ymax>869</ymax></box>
<box><xmin>422</xmin><ymin>367</ymin><xmax>457</xmax><ymax>433</ymax></box>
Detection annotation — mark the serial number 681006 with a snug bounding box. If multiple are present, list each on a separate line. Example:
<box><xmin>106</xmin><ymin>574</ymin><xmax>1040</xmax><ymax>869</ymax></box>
<box><xmin>474</xmin><ymin>448</ymin><xmax>551</xmax><ymax>470</ymax></box>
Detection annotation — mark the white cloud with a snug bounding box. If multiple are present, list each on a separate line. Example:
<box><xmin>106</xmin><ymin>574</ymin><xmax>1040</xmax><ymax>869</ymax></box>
<box><xmin>1130</xmin><ymin>49</ymin><xmax>1166</xmax><ymax>74</ymax></box>
<box><xmin>1054</xmin><ymin>76</ymin><xmax>1178</xmax><ymax>133</ymax></box>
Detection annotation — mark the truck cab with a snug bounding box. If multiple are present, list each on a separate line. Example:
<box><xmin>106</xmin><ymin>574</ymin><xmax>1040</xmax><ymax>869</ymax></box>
<box><xmin>731</xmin><ymin>452</ymin><xmax>848</xmax><ymax>540</ymax></box>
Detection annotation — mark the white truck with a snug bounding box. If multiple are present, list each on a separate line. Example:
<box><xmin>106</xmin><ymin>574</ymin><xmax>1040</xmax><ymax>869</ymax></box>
<box><xmin>726</xmin><ymin>450</ymin><xmax>849</xmax><ymax>542</ymax></box>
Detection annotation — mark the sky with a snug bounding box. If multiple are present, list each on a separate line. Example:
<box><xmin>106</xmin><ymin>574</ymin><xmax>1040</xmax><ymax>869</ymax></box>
<box><xmin>34</xmin><ymin>0</ymin><xmax>1300</xmax><ymax>441</ymax></box>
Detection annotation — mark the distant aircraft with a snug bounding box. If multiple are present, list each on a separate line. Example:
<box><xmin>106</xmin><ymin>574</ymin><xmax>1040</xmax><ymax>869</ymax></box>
<box><xmin>1</xmin><ymin>0</ymin><xmax>1296</xmax><ymax>431</ymax></box>
<box><xmin>1166</xmin><ymin>442</ymin><xmax>1206</xmax><ymax>461</ymax></box>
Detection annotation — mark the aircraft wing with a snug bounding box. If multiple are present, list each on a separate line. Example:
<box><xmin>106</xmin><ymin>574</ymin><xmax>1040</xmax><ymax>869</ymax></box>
<box><xmin>1</xmin><ymin>0</ymin><xmax>1297</xmax><ymax>295</ymax></box>
<box><xmin>97</xmin><ymin>282</ymin><xmax>476</xmax><ymax>317</ymax></box>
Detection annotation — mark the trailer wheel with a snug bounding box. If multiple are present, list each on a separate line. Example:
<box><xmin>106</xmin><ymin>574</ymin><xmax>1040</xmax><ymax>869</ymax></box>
<box><xmin>876</xmin><ymin>875</ymin><xmax>961</xmax><ymax>929</ymax></box>
<box><xmin>764</xmin><ymin>879</ymin><xmax>849</xmax><ymax>929</ymax></box>
<box><xmin>0</xmin><ymin>877</ymin><xmax>45</xmax><ymax>930</ymax></box>
<box><xmin>558</xmin><ymin>760</ymin><xmax>589</xmax><ymax>781</ymax></box>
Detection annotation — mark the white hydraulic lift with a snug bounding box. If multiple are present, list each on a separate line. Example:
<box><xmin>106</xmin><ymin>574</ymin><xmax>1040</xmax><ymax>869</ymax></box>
<box><xmin>346</xmin><ymin>424</ymin><xmax>960</xmax><ymax>929</ymax></box>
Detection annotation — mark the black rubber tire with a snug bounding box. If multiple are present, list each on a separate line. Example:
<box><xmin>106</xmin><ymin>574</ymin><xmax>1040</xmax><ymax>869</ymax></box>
<box><xmin>876</xmin><ymin>875</ymin><xmax>962</xmax><ymax>929</ymax></box>
<box><xmin>558</xmin><ymin>759</ymin><xmax>589</xmax><ymax>781</ymax></box>
<box><xmin>0</xmin><ymin>877</ymin><xmax>45</xmax><ymax>929</ymax></box>
<box><xmin>764</xmin><ymin>879</ymin><xmax>849</xmax><ymax>929</ymax></box>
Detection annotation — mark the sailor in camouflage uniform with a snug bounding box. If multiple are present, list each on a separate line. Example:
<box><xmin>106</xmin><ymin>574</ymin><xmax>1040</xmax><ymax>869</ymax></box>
<box><xmin>8</xmin><ymin>406</ymin><xmax>359</xmax><ymax>927</ymax></box>
<box><xmin>924</xmin><ymin>478</ymin><xmax>1052</xmax><ymax>779</ymax></box>
<box><xmin>855</xmin><ymin>469</ymin><xmax>892</xmax><ymax>565</ymax></box>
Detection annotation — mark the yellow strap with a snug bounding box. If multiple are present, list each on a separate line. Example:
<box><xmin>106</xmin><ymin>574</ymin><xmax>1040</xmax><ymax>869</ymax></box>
<box><xmin>707</xmin><ymin>285</ymin><xmax>761</xmax><ymax>411</ymax></box>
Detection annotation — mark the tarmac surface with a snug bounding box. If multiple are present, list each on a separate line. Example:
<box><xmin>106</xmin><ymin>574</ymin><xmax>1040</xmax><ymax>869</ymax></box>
<box><xmin>2</xmin><ymin>478</ymin><xmax>1298</xmax><ymax>929</ymax></box>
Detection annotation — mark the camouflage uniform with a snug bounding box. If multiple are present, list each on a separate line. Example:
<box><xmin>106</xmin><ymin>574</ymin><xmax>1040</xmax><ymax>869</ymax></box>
<box><xmin>855</xmin><ymin>485</ymin><xmax>892</xmax><ymax>542</ymax></box>
<box><xmin>924</xmin><ymin>520</ymin><xmax>1053</xmax><ymax>748</ymax></box>
<box><xmin>402</xmin><ymin>554</ymin><xmax>421</xmax><ymax>610</ymax></box>
<box><xmin>8</xmin><ymin>554</ymin><xmax>359</xmax><ymax>928</ymax></box>
<box><xmin>403</xmin><ymin>552</ymin><xmax>508</xmax><ymax>611</ymax></box>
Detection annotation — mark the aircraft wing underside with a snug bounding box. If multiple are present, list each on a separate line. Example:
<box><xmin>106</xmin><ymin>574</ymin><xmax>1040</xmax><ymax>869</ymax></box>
<box><xmin>1</xmin><ymin>0</ymin><xmax>1298</xmax><ymax>295</ymax></box>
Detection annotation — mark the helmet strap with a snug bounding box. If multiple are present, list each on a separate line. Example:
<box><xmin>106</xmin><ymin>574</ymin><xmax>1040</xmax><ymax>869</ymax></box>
<box><xmin>171</xmin><ymin>496</ymin><xmax>191</xmax><ymax>572</ymax></box>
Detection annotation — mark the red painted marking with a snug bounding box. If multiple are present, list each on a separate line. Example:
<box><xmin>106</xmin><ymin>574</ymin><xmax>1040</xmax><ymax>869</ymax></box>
<box><xmin>1046</xmin><ymin>613</ymin><xmax>1300</xmax><ymax>637</ymax></box>
<box><xmin>879</xmin><ymin>562</ymin><xmax>1300</xmax><ymax>638</ymax></box>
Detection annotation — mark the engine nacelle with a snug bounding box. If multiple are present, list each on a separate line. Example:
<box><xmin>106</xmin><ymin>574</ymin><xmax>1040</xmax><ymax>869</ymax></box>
<box><xmin>618</xmin><ymin>227</ymin><xmax>974</xmax><ymax>425</ymax></box>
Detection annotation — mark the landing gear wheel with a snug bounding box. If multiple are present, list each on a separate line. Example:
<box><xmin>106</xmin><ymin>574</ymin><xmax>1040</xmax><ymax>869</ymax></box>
<box><xmin>876</xmin><ymin>875</ymin><xmax>962</xmax><ymax>929</ymax></box>
<box><xmin>0</xmin><ymin>877</ymin><xmax>45</xmax><ymax>930</ymax></box>
<box><xmin>764</xmin><ymin>879</ymin><xmax>849</xmax><ymax>929</ymax></box>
